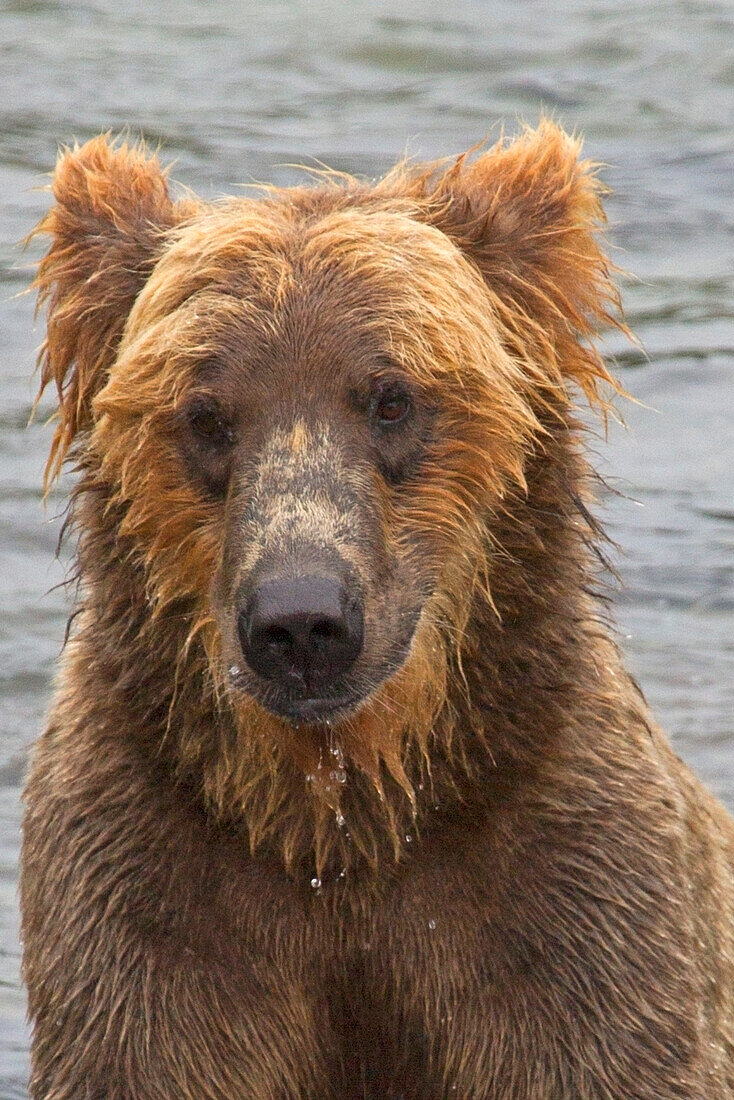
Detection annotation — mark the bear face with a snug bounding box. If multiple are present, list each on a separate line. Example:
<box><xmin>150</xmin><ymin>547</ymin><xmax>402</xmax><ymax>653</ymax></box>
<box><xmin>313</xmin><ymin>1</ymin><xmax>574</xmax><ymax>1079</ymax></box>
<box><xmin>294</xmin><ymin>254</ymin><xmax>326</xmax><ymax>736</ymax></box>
<box><xmin>95</xmin><ymin>200</ymin><xmax>542</xmax><ymax>727</ymax></box>
<box><xmin>32</xmin><ymin>122</ymin><xmax>620</xmax><ymax>866</ymax></box>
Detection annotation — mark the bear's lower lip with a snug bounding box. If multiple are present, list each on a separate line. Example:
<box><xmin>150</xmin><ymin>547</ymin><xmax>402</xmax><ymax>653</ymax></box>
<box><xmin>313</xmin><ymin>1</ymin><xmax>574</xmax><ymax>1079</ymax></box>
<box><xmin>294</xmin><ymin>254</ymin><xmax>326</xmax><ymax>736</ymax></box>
<box><xmin>269</xmin><ymin>693</ymin><xmax>364</xmax><ymax>725</ymax></box>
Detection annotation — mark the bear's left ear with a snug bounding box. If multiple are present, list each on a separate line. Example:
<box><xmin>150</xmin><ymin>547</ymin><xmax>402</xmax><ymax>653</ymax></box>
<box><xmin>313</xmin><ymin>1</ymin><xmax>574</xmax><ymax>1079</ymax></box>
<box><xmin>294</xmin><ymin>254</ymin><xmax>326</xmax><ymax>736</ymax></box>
<box><xmin>32</xmin><ymin>136</ymin><xmax>194</xmax><ymax>484</ymax></box>
<box><xmin>394</xmin><ymin>121</ymin><xmax>621</xmax><ymax>401</ymax></box>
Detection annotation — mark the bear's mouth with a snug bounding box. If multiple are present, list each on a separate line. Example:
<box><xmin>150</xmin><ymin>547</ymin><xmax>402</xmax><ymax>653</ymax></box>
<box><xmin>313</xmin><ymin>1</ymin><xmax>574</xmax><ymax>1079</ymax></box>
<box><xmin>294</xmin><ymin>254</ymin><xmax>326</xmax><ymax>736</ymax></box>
<box><xmin>227</xmin><ymin>620</ymin><xmax>421</xmax><ymax>728</ymax></box>
<box><xmin>224</xmin><ymin>655</ymin><xmax>369</xmax><ymax>726</ymax></box>
<box><xmin>225</xmin><ymin>663</ymin><xmax>371</xmax><ymax>725</ymax></box>
<box><xmin>264</xmin><ymin>691</ymin><xmax>365</xmax><ymax>725</ymax></box>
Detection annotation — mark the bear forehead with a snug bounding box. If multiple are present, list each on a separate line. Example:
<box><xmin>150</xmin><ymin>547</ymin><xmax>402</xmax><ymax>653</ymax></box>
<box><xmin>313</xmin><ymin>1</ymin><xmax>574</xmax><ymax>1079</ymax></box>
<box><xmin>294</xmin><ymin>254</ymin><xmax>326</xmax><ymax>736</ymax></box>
<box><xmin>121</xmin><ymin>192</ymin><xmax>498</xmax><ymax>377</ymax></box>
<box><xmin>148</xmin><ymin>193</ymin><xmax>478</xmax><ymax>303</ymax></box>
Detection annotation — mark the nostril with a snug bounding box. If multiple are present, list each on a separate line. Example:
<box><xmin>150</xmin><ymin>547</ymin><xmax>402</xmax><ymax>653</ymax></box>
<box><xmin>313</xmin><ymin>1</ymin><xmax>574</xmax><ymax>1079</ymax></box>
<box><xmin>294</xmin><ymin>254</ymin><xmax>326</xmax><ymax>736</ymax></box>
<box><xmin>260</xmin><ymin>624</ymin><xmax>294</xmax><ymax>655</ymax></box>
<box><xmin>310</xmin><ymin>618</ymin><xmax>346</xmax><ymax>645</ymax></box>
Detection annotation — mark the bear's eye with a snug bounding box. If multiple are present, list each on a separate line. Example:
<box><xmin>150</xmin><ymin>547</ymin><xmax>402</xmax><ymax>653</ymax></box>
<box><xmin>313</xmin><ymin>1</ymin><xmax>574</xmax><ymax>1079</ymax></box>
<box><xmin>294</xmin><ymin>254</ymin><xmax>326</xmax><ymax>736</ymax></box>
<box><xmin>371</xmin><ymin>384</ymin><xmax>411</xmax><ymax>427</ymax></box>
<box><xmin>187</xmin><ymin>401</ymin><xmax>233</xmax><ymax>446</ymax></box>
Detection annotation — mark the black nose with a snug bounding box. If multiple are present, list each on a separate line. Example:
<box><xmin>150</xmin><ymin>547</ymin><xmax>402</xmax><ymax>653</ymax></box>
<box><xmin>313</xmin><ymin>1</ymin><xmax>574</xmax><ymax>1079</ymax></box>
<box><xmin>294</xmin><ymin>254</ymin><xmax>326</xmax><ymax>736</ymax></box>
<box><xmin>237</xmin><ymin>574</ymin><xmax>364</xmax><ymax>694</ymax></box>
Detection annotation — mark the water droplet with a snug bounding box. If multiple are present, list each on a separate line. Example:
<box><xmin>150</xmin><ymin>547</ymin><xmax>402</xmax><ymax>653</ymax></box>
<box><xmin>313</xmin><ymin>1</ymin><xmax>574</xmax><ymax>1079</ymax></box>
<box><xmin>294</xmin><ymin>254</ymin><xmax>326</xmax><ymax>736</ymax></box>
<box><xmin>310</xmin><ymin>877</ymin><xmax>321</xmax><ymax>890</ymax></box>
<box><xmin>228</xmin><ymin>665</ymin><xmax>240</xmax><ymax>677</ymax></box>
<box><xmin>329</xmin><ymin>743</ymin><xmax>345</xmax><ymax>768</ymax></box>
<box><xmin>338</xmin><ymin>868</ymin><xmax>346</xmax><ymax>879</ymax></box>
<box><xmin>418</xmin><ymin>782</ymin><xmax>424</xmax><ymax>791</ymax></box>
<box><xmin>405</xmin><ymin>834</ymin><xmax>412</xmax><ymax>843</ymax></box>
<box><xmin>335</xmin><ymin>811</ymin><xmax>345</xmax><ymax>828</ymax></box>
<box><xmin>428</xmin><ymin>918</ymin><xmax>437</xmax><ymax>930</ymax></box>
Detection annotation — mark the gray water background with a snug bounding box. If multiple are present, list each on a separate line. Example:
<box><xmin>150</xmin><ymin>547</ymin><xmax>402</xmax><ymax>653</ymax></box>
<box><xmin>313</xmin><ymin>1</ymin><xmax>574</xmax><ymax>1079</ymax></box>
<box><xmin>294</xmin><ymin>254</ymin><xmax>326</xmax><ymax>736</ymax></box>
<box><xmin>1</xmin><ymin>0</ymin><xmax>732</xmax><ymax>1092</ymax></box>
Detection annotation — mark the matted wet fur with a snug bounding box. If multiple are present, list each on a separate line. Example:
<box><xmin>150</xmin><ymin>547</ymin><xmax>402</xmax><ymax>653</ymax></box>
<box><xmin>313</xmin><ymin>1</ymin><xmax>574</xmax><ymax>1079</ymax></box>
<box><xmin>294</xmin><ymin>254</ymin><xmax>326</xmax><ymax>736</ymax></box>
<box><xmin>21</xmin><ymin>122</ymin><xmax>734</xmax><ymax>1099</ymax></box>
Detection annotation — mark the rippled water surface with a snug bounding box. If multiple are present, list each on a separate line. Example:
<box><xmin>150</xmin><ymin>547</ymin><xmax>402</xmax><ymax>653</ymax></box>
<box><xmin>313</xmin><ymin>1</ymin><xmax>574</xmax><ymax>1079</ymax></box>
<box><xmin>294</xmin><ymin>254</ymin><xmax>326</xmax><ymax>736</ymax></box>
<box><xmin>1</xmin><ymin>1</ymin><xmax>732</xmax><ymax>1091</ymax></box>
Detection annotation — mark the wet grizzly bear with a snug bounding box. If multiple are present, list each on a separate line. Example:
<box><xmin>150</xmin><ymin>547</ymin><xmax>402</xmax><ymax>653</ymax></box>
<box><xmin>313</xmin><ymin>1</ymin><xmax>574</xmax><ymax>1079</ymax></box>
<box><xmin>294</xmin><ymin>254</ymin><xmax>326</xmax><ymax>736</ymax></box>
<box><xmin>21</xmin><ymin>122</ymin><xmax>734</xmax><ymax>1099</ymax></box>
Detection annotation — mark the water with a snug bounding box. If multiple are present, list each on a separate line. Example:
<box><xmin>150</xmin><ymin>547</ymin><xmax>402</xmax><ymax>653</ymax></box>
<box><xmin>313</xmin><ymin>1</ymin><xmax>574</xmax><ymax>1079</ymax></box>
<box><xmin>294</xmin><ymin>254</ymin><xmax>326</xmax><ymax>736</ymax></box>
<box><xmin>1</xmin><ymin>0</ymin><xmax>732</xmax><ymax>1090</ymax></box>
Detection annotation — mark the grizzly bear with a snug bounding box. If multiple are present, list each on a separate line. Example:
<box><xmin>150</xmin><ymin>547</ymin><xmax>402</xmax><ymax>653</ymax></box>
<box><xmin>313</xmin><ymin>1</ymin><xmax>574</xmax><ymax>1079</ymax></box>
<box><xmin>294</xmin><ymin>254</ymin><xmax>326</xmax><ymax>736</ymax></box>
<box><xmin>21</xmin><ymin>121</ymin><xmax>734</xmax><ymax>1099</ymax></box>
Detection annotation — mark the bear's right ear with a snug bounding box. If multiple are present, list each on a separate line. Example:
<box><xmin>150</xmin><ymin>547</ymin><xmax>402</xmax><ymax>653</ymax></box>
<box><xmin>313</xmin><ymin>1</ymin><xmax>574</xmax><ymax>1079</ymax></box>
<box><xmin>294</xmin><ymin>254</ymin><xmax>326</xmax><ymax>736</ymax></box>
<box><xmin>32</xmin><ymin>136</ymin><xmax>193</xmax><ymax>484</ymax></box>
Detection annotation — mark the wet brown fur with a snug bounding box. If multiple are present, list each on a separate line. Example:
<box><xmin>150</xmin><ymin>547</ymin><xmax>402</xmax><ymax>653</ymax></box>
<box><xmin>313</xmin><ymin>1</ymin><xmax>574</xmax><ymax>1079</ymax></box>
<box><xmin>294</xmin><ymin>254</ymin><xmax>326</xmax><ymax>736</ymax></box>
<box><xmin>21</xmin><ymin>123</ymin><xmax>734</xmax><ymax>1098</ymax></box>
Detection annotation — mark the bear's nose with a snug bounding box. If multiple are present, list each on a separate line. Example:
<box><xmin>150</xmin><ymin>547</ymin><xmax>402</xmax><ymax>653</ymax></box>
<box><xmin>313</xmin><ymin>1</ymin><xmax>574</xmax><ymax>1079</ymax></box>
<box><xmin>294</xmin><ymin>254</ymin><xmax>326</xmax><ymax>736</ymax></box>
<box><xmin>237</xmin><ymin>574</ymin><xmax>364</xmax><ymax>693</ymax></box>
